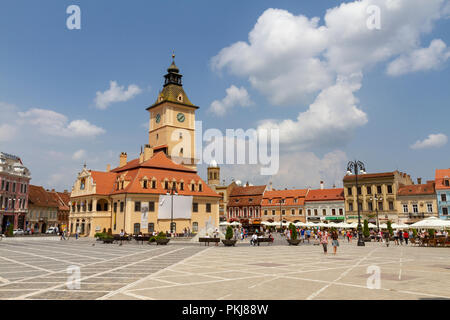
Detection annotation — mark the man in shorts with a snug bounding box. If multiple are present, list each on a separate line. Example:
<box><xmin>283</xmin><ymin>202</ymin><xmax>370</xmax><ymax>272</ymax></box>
<box><xmin>306</xmin><ymin>229</ymin><xmax>311</xmax><ymax>243</ymax></box>
<box><xmin>331</xmin><ymin>230</ymin><xmax>339</xmax><ymax>255</ymax></box>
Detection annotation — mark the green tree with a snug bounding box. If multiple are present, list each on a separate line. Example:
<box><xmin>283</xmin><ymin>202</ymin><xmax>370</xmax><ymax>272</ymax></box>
<box><xmin>289</xmin><ymin>223</ymin><xmax>297</xmax><ymax>240</ymax></box>
<box><xmin>412</xmin><ymin>229</ymin><xmax>417</xmax><ymax>238</ymax></box>
<box><xmin>387</xmin><ymin>221</ymin><xmax>393</xmax><ymax>236</ymax></box>
<box><xmin>6</xmin><ymin>224</ymin><xmax>14</xmax><ymax>237</ymax></box>
<box><xmin>225</xmin><ymin>226</ymin><xmax>233</xmax><ymax>240</ymax></box>
<box><xmin>363</xmin><ymin>220</ymin><xmax>370</xmax><ymax>238</ymax></box>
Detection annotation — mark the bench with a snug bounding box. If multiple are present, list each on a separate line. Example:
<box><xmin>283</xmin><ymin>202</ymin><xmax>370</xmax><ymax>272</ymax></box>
<box><xmin>256</xmin><ymin>237</ymin><xmax>274</xmax><ymax>246</ymax></box>
<box><xmin>113</xmin><ymin>235</ymin><xmax>131</xmax><ymax>243</ymax></box>
<box><xmin>134</xmin><ymin>235</ymin><xmax>151</xmax><ymax>244</ymax></box>
<box><xmin>198</xmin><ymin>237</ymin><xmax>220</xmax><ymax>246</ymax></box>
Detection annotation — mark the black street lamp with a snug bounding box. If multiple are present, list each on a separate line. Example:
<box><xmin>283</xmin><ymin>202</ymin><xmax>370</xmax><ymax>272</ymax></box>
<box><xmin>369</xmin><ymin>194</ymin><xmax>382</xmax><ymax>233</ymax></box>
<box><xmin>166</xmin><ymin>183</ymin><xmax>178</xmax><ymax>235</ymax></box>
<box><xmin>346</xmin><ymin>160</ymin><xmax>366</xmax><ymax>247</ymax></box>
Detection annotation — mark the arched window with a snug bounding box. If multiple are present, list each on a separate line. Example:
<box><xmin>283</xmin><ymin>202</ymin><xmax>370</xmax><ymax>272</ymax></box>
<box><xmin>80</xmin><ymin>178</ymin><xmax>86</xmax><ymax>190</ymax></box>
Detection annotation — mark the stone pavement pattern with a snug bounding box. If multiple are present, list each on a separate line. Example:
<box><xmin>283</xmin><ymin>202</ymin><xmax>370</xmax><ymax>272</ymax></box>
<box><xmin>0</xmin><ymin>237</ymin><xmax>449</xmax><ymax>300</ymax></box>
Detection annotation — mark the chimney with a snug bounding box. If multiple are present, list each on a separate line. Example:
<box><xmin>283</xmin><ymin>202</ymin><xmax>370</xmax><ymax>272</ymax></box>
<box><xmin>143</xmin><ymin>144</ymin><xmax>153</xmax><ymax>161</ymax></box>
<box><xmin>139</xmin><ymin>149</ymin><xmax>144</xmax><ymax>164</ymax></box>
<box><xmin>320</xmin><ymin>181</ymin><xmax>324</xmax><ymax>190</ymax></box>
<box><xmin>51</xmin><ymin>189</ymin><xmax>55</xmax><ymax>192</ymax></box>
<box><xmin>417</xmin><ymin>177</ymin><xmax>422</xmax><ymax>185</ymax></box>
<box><xmin>64</xmin><ymin>189</ymin><xmax>68</xmax><ymax>193</ymax></box>
<box><xmin>119</xmin><ymin>152</ymin><xmax>127</xmax><ymax>167</ymax></box>
<box><xmin>106</xmin><ymin>164</ymin><xmax>111</xmax><ymax>172</ymax></box>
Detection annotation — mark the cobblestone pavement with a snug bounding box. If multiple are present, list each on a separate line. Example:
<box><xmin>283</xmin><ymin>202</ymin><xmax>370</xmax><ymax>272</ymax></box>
<box><xmin>0</xmin><ymin>237</ymin><xmax>449</xmax><ymax>300</ymax></box>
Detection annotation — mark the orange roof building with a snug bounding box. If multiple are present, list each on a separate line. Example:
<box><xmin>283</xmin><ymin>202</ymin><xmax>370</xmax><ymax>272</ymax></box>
<box><xmin>396</xmin><ymin>180</ymin><xmax>438</xmax><ymax>224</ymax></box>
<box><xmin>260</xmin><ymin>189</ymin><xmax>309</xmax><ymax>223</ymax></box>
<box><xmin>435</xmin><ymin>169</ymin><xmax>450</xmax><ymax>220</ymax></box>
<box><xmin>69</xmin><ymin>58</ymin><xmax>220</xmax><ymax>237</ymax></box>
<box><xmin>27</xmin><ymin>185</ymin><xmax>59</xmax><ymax>233</ymax></box>
<box><xmin>304</xmin><ymin>188</ymin><xmax>345</xmax><ymax>222</ymax></box>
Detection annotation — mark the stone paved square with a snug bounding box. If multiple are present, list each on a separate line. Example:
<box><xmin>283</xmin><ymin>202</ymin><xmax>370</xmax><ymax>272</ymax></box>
<box><xmin>0</xmin><ymin>237</ymin><xmax>449</xmax><ymax>300</ymax></box>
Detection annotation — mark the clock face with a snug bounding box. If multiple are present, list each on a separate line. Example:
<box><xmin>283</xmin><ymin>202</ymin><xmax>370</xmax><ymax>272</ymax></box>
<box><xmin>177</xmin><ymin>112</ymin><xmax>185</xmax><ymax>123</ymax></box>
<box><xmin>155</xmin><ymin>114</ymin><xmax>161</xmax><ymax>123</ymax></box>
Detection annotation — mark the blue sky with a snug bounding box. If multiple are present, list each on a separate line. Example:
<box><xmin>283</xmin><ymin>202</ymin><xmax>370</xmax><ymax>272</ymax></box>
<box><xmin>1</xmin><ymin>0</ymin><xmax>449</xmax><ymax>191</ymax></box>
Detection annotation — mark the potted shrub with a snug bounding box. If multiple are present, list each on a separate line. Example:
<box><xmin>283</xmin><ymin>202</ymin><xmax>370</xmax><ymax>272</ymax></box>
<box><xmin>222</xmin><ymin>226</ymin><xmax>237</xmax><ymax>246</ymax></box>
<box><xmin>6</xmin><ymin>224</ymin><xmax>14</xmax><ymax>237</ymax></box>
<box><xmin>102</xmin><ymin>233</ymin><xmax>114</xmax><ymax>243</ymax></box>
<box><xmin>363</xmin><ymin>220</ymin><xmax>371</xmax><ymax>242</ymax></box>
<box><xmin>155</xmin><ymin>231</ymin><xmax>170</xmax><ymax>245</ymax></box>
<box><xmin>287</xmin><ymin>223</ymin><xmax>301</xmax><ymax>245</ymax></box>
<box><xmin>387</xmin><ymin>220</ymin><xmax>394</xmax><ymax>239</ymax></box>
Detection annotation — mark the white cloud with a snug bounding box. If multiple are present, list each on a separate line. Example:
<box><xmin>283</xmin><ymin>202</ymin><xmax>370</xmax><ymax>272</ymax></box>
<box><xmin>0</xmin><ymin>124</ymin><xmax>17</xmax><ymax>142</ymax></box>
<box><xmin>387</xmin><ymin>39</ymin><xmax>450</xmax><ymax>76</ymax></box>
<box><xmin>218</xmin><ymin>150</ymin><xmax>348</xmax><ymax>189</ymax></box>
<box><xmin>257</xmin><ymin>74</ymin><xmax>367</xmax><ymax>149</ymax></box>
<box><xmin>95</xmin><ymin>81</ymin><xmax>142</xmax><ymax>110</ymax></box>
<box><xmin>411</xmin><ymin>133</ymin><xmax>448</xmax><ymax>149</ymax></box>
<box><xmin>18</xmin><ymin>108</ymin><xmax>105</xmax><ymax>137</ymax></box>
<box><xmin>72</xmin><ymin>149</ymin><xmax>87</xmax><ymax>160</ymax></box>
<box><xmin>210</xmin><ymin>85</ymin><xmax>254</xmax><ymax>116</ymax></box>
<box><xmin>212</xmin><ymin>0</ymin><xmax>448</xmax><ymax>148</ymax></box>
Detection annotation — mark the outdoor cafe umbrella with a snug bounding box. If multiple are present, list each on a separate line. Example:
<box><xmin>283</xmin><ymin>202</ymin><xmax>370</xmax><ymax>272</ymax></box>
<box><xmin>230</xmin><ymin>221</ymin><xmax>242</xmax><ymax>226</ymax></box>
<box><xmin>392</xmin><ymin>223</ymin><xmax>410</xmax><ymax>229</ymax></box>
<box><xmin>409</xmin><ymin>217</ymin><xmax>450</xmax><ymax>229</ymax></box>
<box><xmin>368</xmin><ymin>223</ymin><xmax>378</xmax><ymax>229</ymax></box>
<box><xmin>379</xmin><ymin>223</ymin><xmax>388</xmax><ymax>229</ymax></box>
<box><xmin>219</xmin><ymin>221</ymin><xmax>231</xmax><ymax>226</ymax></box>
<box><xmin>295</xmin><ymin>222</ymin><xmax>307</xmax><ymax>227</ymax></box>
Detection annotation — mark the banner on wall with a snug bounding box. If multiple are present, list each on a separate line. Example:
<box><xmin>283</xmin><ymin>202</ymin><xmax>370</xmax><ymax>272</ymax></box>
<box><xmin>158</xmin><ymin>195</ymin><xmax>193</xmax><ymax>220</ymax></box>
<box><xmin>141</xmin><ymin>202</ymin><xmax>149</xmax><ymax>228</ymax></box>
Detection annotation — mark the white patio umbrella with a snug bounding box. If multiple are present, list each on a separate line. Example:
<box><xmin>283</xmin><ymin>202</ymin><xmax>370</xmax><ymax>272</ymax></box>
<box><xmin>368</xmin><ymin>223</ymin><xmax>378</xmax><ymax>229</ymax></box>
<box><xmin>347</xmin><ymin>222</ymin><xmax>359</xmax><ymax>228</ymax></box>
<box><xmin>295</xmin><ymin>222</ymin><xmax>307</xmax><ymax>227</ymax></box>
<box><xmin>219</xmin><ymin>221</ymin><xmax>231</xmax><ymax>226</ymax></box>
<box><xmin>261</xmin><ymin>221</ymin><xmax>272</xmax><ymax>226</ymax></box>
<box><xmin>409</xmin><ymin>217</ymin><xmax>450</xmax><ymax>229</ymax></box>
<box><xmin>230</xmin><ymin>221</ymin><xmax>241</xmax><ymax>226</ymax></box>
<box><xmin>392</xmin><ymin>223</ymin><xmax>410</xmax><ymax>229</ymax></box>
<box><xmin>379</xmin><ymin>223</ymin><xmax>388</xmax><ymax>229</ymax></box>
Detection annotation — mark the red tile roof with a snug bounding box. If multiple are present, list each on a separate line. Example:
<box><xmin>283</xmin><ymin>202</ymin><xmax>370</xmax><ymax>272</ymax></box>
<box><xmin>28</xmin><ymin>185</ymin><xmax>59</xmax><ymax>208</ymax></box>
<box><xmin>49</xmin><ymin>191</ymin><xmax>71</xmax><ymax>211</ymax></box>
<box><xmin>435</xmin><ymin>169</ymin><xmax>450</xmax><ymax>190</ymax></box>
<box><xmin>111</xmin><ymin>151</ymin><xmax>196</xmax><ymax>173</ymax></box>
<box><xmin>229</xmin><ymin>185</ymin><xmax>266</xmax><ymax>197</ymax></box>
<box><xmin>305</xmin><ymin>188</ymin><xmax>344</xmax><ymax>202</ymax></box>
<box><xmin>74</xmin><ymin>152</ymin><xmax>220</xmax><ymax>198</ymax></box>
<box><xmin>397</xmin><ymin>182</ymin><xmax>435</xmax><ymax>196</ymax></box>
<box><xmin>261</xmin><ymin>189</ymin><xmax>308</xmax><ymax>206</ymax></box>
<box><xmin>343</xmin><ymin>172</ymin><xmax>395</xmax><ymax>181</ymax></box>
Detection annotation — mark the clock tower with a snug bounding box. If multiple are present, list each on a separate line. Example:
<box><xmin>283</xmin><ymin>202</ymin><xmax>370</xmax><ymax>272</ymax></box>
<box><xmin>146</xmin><ymin>55</ymin><xmax>199</xmax><ymax>171</ymax></box>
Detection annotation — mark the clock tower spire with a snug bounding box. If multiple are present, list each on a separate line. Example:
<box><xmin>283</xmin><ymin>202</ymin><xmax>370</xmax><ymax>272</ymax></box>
<box><xmin>145</xmin><ymin>54</ymin><xmax>199</xmax><ymax>171</ymax></box>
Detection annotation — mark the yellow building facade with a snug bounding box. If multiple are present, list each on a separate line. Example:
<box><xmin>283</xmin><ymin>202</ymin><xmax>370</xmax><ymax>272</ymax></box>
<box><xmin>69</xmin><ymin>58</ymin><xmax>220</xmax><ymax>237</ymax></box>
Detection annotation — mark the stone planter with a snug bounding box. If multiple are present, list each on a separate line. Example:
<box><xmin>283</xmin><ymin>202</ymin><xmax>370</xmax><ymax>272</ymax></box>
<box><xmin>287</xmin><ymin>239</ymin><xmax>301</xmax><ymax>246</ymax></box>
<box><xmin>222</xmin><ymin>239</ymin><xmax>237</xmax><ymax>247</ymax></box>
<box><xmin>102</xmin><ymin>238</ymin><xmax>114</xmax><ymax>244</ymax></box>
<box><xmin>156</xmin><ymin>238</ymin><xmax>170</xmax><ymax>245</ymax></box>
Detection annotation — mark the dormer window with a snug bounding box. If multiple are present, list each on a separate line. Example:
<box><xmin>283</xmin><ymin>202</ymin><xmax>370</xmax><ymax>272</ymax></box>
<box><xmin>199</xmin><ymin>184</ymin><xmax>202</xmax><ymax>192</ymax></box>
<box><xmin>177</xmin><ymin>94</ymin><xmax>183</xmax><ymax>102</ymax></box>
<box><xmin>164</xmin><ymin>181</ymin><xmax>169</xmax><ymax>190</ymax></box>
<box><xmin>445</xmin><ymin>179</ymin><xmax>450</xmax><ymax>187</ymax></box>
<box><xmin>191</xmin><ymin>183</ymin><xmax>195</xmax><ymax>191</ymax></box>
<box><xmin>152</xmin><ymin>180</ymin><xmax>156</xmax><ymax>189</ymax></box>
<box><xmin>143</xmin><ymin>180</ymin><xmax>148</xmax><ymax>189</ymax></box>
<box><xmin>180</xmin><ymin>182</ymin><xmax>184</xmax><ymax>191</ymax></box>
<box><xmin>268</xmin><ymin>199</ymin><xmax>272</xmax><ymax>204</ymax></box>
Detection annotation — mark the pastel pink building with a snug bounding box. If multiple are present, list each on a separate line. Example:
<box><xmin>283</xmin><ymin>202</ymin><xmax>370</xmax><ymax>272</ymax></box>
<box><xmin>0</xmin><ymin>152</ymin><xmax>31</xmax><ymax>232</ymax></box>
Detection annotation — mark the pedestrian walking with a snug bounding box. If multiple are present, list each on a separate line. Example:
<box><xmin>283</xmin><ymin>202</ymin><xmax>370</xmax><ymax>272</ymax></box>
<box><xmin>119</xmin><ymin>229</ymin><xmax>125</xmax><ymax>246</ymax></box>
<box><xmin>331</xmin><ymin>230</ymin><xmax>339</xmax><ymax>255</ymax></box>
<box><xmin>320</xmin><ymin>230</ymin><xmax>329</xmax><ymax>255</ymax></box>
<box><xmin>60</xmin><ymin>229</ymin><xmax>66</xmax><ymax>240</ymax></box>
<box><xmin>398</xmin><ymin>229</ymin><xmax>403</xmax><ymax>245</ymax></box>
<box><xmin>383</xmin><ymin>229</ymin><xmax>390</xmax><ymax>247</ymax></box>
<box><xmin>403</xmin><ymin>230</ymin><xmax>409</xmax><ymax>245</ymax></box>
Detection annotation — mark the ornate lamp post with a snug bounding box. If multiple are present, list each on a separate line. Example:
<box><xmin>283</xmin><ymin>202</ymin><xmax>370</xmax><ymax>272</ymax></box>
<box><xmin>346</xmin><ymin>160</ymin><xmax>366</xmax><ymax>247</ymax></box>
<box><xmin>369</xmin><ymin>194</ymin><xmax>382</xmax><ymax>233</ymax></box>
<box><xmin>166</xmin><ymin>183</ymin><xmax>178</xmax><ymax>235</ymax></box>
